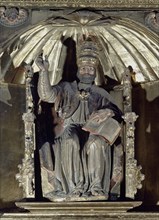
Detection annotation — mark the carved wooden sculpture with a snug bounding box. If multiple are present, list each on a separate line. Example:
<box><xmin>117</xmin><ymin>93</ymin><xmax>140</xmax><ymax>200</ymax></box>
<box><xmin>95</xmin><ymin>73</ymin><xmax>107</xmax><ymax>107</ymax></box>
<box><xmin>36</xmin><ymin>36</ymin><xmax>123</xmax><ymax>201</ymax></box>
<box><xmin>9</xmin><ymin>9</ymin><xmax>155</xmax><ymax>202</ymax></box>
<box><xmin>16</xmin><ymin>36</ymin><xmax>144</xmax><ymax>202</ymax></box>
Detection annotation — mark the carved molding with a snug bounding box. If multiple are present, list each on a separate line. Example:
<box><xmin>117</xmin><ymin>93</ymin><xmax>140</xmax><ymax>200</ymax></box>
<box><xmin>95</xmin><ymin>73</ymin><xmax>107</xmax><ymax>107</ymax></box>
<box><xmin>0</xmin><ymin>7</ymin><xmax>29</xmax><ymax>27</ymax></box>
<box><xmin>0</xmin><ymin>0</ymin><xmax>159</xmax><ymax>8</ymax></box>
<box><xmin>16</xmin><ymin>65</ymin><xmax>35</xmax><ymax>198</ymax></box>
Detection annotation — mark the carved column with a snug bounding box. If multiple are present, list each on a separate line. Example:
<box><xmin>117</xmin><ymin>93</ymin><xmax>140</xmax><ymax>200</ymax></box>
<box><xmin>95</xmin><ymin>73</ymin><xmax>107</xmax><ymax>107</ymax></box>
<box><xmin>122</xmin><ymin>67</ymin><xmax>144</xmax><ymax>199</ymax></box>
<box><xmin>16</xmin><ymin>65</ymin><xmax>35</xmax><ymax>198</ymax></box>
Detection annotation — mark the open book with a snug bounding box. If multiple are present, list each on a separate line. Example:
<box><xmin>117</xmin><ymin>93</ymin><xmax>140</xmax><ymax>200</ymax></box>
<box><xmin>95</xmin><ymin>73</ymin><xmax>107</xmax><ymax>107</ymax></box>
<box><xmin>82</xmin><ymin>109</ymin><xmax>121</xmax><ymax>145</ymax></box>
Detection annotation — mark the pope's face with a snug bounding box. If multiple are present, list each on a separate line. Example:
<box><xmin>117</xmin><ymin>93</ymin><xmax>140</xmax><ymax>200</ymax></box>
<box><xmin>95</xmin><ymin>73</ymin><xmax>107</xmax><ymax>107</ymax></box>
<box><xmin>77</xmin><ymin>65</ymin><xmax>96</xmax><ymax>84</ymax></box>
<box><xmin>79</xmin><ymin>65</ymin><xmax>96</xmax><ymax>76</ymax></box>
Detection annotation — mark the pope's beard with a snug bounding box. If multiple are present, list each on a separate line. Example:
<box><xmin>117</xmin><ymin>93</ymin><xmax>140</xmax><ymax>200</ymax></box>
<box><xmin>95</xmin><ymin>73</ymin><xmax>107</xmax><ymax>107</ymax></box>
<box><xmin>77</xmin><ymin>72</ymin><xmax>96</xmax><ymax>84</ymax></box>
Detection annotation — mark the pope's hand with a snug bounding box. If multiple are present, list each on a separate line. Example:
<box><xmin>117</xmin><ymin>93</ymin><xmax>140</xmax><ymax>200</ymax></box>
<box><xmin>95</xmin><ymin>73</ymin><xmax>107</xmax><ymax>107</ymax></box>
<box><xmin>36</xmin><ymin>53</ymin><xmax>49</xmax><ymax>71</ymax></box>
<box><xmin>24</xmin><ymin>63</ymin><xmax>33</xmax><ymax>77</ymax></box>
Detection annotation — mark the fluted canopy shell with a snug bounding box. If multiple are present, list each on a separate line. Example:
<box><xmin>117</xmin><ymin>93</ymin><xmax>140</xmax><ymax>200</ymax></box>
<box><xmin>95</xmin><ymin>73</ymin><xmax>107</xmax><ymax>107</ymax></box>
<box><xmin>0</xmin><ymin>10</ymin><xmax>158</xmax><ymax>85</ymax></box>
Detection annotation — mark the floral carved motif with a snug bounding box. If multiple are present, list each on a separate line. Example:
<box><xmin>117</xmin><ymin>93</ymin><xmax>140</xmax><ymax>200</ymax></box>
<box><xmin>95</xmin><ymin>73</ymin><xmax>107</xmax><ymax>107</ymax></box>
<box><xmin>0</xmin><ymin>7</ymin><xmax>29</xmax><ymax>27</ymax></box>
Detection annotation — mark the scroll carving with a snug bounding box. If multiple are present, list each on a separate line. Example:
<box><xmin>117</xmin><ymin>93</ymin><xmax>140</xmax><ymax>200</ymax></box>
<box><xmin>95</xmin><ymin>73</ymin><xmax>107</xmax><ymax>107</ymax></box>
<box><xmin>16</xmin><ymin>64</ymin><xmax>35</xmax><ymax>198</ymax></box>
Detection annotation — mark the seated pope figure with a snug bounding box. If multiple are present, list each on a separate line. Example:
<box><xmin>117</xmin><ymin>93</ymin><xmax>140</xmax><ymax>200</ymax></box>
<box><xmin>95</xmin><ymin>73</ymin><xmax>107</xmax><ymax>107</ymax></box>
<box><xmin>36</xmin><ymin>36</ymin><xmax>123</xmax><ymax>201</ymax></box>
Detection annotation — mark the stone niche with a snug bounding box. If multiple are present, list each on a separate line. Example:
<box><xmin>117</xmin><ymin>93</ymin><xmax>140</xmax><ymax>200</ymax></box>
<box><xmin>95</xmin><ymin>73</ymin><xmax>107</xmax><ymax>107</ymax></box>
<box><xmin>0</xmin><ymin>1</ymin><xmax>159</xmax><ymax>219</ymax></box>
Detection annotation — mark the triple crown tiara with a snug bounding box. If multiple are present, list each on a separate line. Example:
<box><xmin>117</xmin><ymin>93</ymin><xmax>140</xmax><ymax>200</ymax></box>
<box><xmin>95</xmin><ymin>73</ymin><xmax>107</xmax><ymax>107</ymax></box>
<box><xmin>77</xmin><ymin>35</ymin><xmax>101</xmax><ymax>67</ymax></box>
